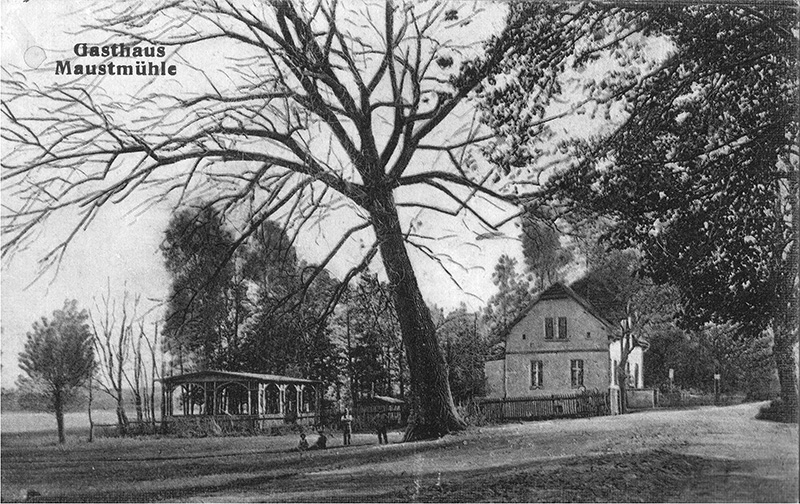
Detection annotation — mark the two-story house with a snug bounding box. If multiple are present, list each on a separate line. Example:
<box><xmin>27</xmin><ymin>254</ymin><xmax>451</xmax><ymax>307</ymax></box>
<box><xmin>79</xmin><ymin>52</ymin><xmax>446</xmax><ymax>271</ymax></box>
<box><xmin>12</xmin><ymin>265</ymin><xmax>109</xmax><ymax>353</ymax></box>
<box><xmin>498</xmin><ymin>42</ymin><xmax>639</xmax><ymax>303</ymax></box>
<box><xmin>484</xmin><ymin>282</ymin><xmax>644</xmax><ymax>399</ymax></box>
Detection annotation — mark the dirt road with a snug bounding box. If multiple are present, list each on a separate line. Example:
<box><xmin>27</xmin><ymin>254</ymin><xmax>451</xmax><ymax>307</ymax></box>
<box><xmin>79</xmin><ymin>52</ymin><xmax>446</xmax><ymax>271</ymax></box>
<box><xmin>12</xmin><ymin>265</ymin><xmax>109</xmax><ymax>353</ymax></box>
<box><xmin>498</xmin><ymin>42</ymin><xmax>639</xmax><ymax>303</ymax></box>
<box><xmin>219</xmin><ymin>402</ymin><xmax>798</xmax><ymax>502</ymax></box>
<box><xmin>1</xmin><ymin>402</ymin><xmax>797</xmax><ymax>502</ymax></box>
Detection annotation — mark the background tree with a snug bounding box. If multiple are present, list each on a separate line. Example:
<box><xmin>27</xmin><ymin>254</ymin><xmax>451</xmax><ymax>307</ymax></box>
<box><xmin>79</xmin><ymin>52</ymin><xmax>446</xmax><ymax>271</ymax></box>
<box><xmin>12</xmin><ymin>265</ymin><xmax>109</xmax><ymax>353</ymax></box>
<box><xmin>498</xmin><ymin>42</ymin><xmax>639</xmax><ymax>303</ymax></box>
<box><xmin>336</xmin><ymin>273</ymin><xmax>405</xmax><ymax>404</ymax></box>
<box><xmin>90</xmin><ymin>286</ymin><xmax>139</xmax><ymax>433</ymax></box>
<box><xmin>129</xmin><ymin>320</ymin><xmax>161</xmax><ymax>427</ymax></box>
<box><xmin>161</xmin><ymin>202</ymin><xmax>342</xmax><ymax>384</ymax></box>
<box><xmin>570</xmin><ymin>249</ymin><xmax>645</xmax><ymax>323</ymax></box>
<box><xmin>520</xmin><ymin>215</ymin><xmax>573</xmax><ymax>291</ymax></box>
<box><xmin>542</xmin><ymin>5</ymin><xmax>798</xmax><ymax>419</ymax></box>
<box><xmin>240</xmin><ymin>217</ymin><xmax>342</xmax><ymax>384</ymax></box>
<box><xmin>241</xmin><ymin>265</ymin><xmax>342</xmax><ymax>384</ymax></box>
<box><xmin>18</xmin><ymin>300</ymin><xmax>95</xmax><ymax>443</ymax></box>
<box><xmin>436</xmin><ymin>304</ymin><xmax>487</xmax><ymax>404</ymax></box>
<box><xmin>645</xmin><ymin>324</ymin><xmax>776</xmax><ymax>399</ymax></box>
<box><xmin>483</xmin><ymin>255</ymin><xmax>533</xmax><ymax>342</ymax></box>
<box><xmin>161</xmin><ymin>206</ymin><xmax>249</xmax><ymax>371</ymax></box>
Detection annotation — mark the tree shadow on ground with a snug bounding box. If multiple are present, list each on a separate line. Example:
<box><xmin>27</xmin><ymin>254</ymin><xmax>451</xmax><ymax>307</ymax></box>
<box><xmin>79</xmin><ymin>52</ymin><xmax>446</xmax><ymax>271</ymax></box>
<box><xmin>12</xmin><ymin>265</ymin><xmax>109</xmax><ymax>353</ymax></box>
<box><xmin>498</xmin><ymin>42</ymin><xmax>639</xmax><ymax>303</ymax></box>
<box><xmin>24</xmin><ymin>448</ymin><xmax>797</xmax><ymax>503</ymax></box>
<box><xmin>11</xmin><ymin>437</ymin><xmax>449</xmax><ymax>502</ymax></box>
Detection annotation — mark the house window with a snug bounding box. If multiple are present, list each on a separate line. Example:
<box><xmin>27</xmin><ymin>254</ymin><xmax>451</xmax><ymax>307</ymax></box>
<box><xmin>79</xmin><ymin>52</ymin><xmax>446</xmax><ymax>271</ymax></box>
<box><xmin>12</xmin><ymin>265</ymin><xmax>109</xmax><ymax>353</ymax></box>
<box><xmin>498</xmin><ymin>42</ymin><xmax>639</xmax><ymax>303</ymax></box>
<box><xmin>530</xmin><ymin>360</ymin><xmax>543</xmax><ymax>388</ymax></box>
<box><xmin>571</xmin><ymin>359</ymin><xmax>584</xmax><ymax>388</ymax></box>
<box><xmin>544</xmin><ymin>318</ymin><xmax>554</xmax><ymax>339</ymax></box>
<box><xmin>522</xmin><ymin>333</ymin><xmax>526</xmax><ymax>340</ymax></box>
<box><xmin>586</xmin><ymin>331</ymin><xmax>591</xmax><ymax>339</ymax></box>
<box><xmin>634</xmin><ymin>363</ymin><xmax>640</xmax><ymax>389</ymax></box>
<box><xmin>558</xmin><ymin>317</ymin><xmax>568</xmax><ymax>339</ymax></box>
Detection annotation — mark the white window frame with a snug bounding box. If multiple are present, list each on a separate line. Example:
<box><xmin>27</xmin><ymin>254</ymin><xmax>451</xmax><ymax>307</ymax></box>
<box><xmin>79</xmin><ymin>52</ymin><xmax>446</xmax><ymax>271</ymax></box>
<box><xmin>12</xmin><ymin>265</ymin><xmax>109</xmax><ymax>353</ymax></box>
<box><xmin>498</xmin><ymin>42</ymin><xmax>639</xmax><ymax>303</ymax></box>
<box><xmin>558</xmin><ymin>317</ymin><xmax>568</xmax><ymax>339</ymax></box>
<box><xmin>530</xmin><ymin>360</ymin><xmax>543</xmax><ymax>389</ymax></box>
<box><xmin>571</xmin><ymin>359</ymin><xmax>584</xmax><ymax>388</ymax></box>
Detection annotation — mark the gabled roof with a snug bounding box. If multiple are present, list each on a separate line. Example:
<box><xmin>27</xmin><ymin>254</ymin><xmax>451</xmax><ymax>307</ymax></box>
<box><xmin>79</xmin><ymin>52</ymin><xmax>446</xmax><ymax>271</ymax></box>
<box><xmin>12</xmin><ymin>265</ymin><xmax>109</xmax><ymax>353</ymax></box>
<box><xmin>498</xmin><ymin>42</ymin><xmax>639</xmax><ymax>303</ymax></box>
<box><xmin>161</xmin><ymin>370</ymin><xmax>321</xmax><ymax>385</ymax></box>
<box><xmin>494</xmin><ymin>282</ymin><xmax>615</xmax><ymax>343</ymax></box>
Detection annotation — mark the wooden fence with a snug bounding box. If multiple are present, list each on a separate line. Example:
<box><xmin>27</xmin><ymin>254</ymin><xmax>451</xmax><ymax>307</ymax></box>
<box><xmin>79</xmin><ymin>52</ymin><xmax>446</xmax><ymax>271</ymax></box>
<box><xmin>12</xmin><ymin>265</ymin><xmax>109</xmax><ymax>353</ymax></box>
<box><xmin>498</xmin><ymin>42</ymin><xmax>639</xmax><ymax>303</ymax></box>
<box><xmin>655</xmin><ymin>391</ymin><xmax>745</xmax><ymax>408</ymax></box>
<box><xmin>474</xmin><ymin>391</ymin><xmax>610</xmax><ymax>422</ymax></box>
<box><xmin>96</xmin><ymin>406</ymin><xmax>407</xmax><ymax>437</ymax></box>
<box><xmin>96</xmin><ymin>412</ymin><xmax>323</xmax><ymax>437</ymax></box>
<box><xmin>96</xmin><ymin>392</ymin><xmax>612</xmax><ymax>437</ymax></box>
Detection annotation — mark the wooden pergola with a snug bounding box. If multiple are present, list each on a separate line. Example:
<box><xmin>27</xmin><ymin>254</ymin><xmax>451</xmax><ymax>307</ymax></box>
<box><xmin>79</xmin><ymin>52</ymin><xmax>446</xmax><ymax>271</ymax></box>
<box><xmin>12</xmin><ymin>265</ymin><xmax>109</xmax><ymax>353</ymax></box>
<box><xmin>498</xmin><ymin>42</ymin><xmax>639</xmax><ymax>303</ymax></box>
<box><xmin>160</xmin><ymin>370</ymin><xmax>322</xmax><ymax>428</ymax></box>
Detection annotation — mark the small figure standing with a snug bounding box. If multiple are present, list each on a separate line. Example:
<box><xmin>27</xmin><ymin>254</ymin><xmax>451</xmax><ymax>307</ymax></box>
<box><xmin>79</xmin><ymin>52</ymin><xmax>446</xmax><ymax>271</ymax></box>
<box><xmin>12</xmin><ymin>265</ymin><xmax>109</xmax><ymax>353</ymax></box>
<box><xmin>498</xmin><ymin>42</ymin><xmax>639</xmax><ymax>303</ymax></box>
<box><xmin>341</xmin><ymin>408</ymin><xmax>354</xmax><ymax>446</ymax></box>
<box><xmin>297</xmin><ymin>432</ymin><xmax>309</xmax><ymax>451</ymax></box>
<box><xmin>376</xmin><ymin>411</ymin><xmax>389</xmax><ymax>445</ymax></box>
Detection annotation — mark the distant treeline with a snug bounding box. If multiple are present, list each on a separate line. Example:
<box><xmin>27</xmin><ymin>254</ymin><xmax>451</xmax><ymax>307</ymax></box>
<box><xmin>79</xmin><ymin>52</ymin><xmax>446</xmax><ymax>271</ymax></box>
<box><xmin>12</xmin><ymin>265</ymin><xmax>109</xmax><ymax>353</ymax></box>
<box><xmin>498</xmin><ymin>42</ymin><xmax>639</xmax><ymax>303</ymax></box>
<box><xmin>1</xmin><ymin>386</ymin><xmax>160</xmax><ymax>413</ymax></box>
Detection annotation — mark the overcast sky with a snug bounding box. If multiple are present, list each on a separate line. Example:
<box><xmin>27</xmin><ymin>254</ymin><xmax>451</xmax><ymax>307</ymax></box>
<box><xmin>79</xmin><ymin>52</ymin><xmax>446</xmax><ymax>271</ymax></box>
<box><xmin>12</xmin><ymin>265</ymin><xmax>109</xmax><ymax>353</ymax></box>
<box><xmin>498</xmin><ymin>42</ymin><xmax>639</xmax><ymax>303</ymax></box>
<box><xmin>0</xmin><ymin>0</ymin><xmax>537</xmax><ymax>388</ymax></box>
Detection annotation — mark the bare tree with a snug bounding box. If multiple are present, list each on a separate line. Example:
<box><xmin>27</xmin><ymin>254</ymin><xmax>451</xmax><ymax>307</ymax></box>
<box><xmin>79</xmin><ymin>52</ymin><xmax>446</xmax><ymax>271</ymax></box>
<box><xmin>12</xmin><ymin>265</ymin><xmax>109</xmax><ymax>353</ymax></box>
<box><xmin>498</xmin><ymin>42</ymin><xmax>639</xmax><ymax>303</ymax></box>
<box><xmin>130</xmin><ymin>321</ymin><xmax>145</xmax><ymax>424</ymax></box>
<box><xmin>89</xmin><ymin>285</ymin><xmax>138</xmax><ymax>434</ymax></box>
<box><xmin>87</xmin><ymin>369</ymin><xmax>95</xmax><ymax>442</ymax></box>
<box><xmin>143</xmin><ymin>322</ymin><xmax>162</xmax><ymax>427</ymax></box>
<box><xmin>126</xmin><ymin>320</ymin><xmax>162</xmax><ymax>426</ymax></box>
<box><xmin>1</xmin><ymin>1</ymin><xmax>592</xmax><ymax>439</ymax></box>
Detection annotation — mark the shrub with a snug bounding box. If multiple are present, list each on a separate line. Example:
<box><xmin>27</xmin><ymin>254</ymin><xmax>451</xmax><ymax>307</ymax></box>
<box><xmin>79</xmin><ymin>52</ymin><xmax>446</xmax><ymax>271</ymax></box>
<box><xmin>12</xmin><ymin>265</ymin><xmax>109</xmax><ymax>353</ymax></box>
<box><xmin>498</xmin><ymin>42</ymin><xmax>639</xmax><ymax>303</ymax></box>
<box><xmin>756</xmin><ymin>399</ymin><xmax>798</xmax><ymax>424</ymax></box>
<box><xmin>456</xmin><ymin>401</ymin><xmax>494</xmax><ymax>427</ymax></box>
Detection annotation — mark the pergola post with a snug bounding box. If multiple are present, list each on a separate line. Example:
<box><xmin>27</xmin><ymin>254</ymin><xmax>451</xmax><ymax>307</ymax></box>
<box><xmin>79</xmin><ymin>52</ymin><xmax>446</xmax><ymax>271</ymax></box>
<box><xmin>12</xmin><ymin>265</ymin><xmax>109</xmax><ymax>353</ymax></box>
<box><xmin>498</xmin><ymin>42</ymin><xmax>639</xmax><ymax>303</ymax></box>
<box><xmin>298</xmin><ymin>385</ymin><xmax>305</xmax><ymax>414</ymax></box>
<box><xmin>278</xmin><ymin>384</ymin><xmax>286</xmax><ymax>415</ymax></box>
<box><xmin>161</xmin><ymin>385</ymin><xmax>166</xmax><ymax>422</ymax></box>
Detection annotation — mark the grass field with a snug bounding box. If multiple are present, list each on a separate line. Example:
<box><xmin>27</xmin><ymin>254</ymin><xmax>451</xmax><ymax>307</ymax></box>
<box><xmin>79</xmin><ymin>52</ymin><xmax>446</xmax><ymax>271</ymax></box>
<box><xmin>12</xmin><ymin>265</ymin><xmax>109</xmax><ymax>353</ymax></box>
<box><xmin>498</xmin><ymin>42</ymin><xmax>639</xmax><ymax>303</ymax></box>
<box><xmin>1</xmin><ymin>403</ymin><xmax>797</xmax><ymax>502</ymax></box>
<box><xmin>1</xmin><ymin>411</ymin><xmax>121</xmax><ymax>435</ymax></box>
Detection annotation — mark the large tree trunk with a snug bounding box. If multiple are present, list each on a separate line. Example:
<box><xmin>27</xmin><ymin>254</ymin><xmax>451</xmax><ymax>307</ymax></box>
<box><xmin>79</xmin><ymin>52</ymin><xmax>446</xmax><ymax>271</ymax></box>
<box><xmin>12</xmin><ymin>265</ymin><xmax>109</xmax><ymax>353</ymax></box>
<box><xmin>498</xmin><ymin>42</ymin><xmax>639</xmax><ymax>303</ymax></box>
<box><xmin>773</xmin><ymin>323</ymin><xmax>798</xmax><ymax>421</ymax></box>
<box><xmin>369</xmin><ymin>191</ymin><xmax>466</xmax><ymax>441</ymax></box>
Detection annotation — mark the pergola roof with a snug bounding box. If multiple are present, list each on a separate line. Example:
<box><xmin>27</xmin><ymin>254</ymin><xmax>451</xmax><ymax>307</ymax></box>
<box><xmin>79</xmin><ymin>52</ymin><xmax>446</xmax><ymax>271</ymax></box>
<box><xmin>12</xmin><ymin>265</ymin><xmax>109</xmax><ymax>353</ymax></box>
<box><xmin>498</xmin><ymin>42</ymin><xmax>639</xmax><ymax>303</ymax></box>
<box><xmin>160</xmin><ymin>370</ymin><xmax>321</xmax><ymax>386</ymax></box>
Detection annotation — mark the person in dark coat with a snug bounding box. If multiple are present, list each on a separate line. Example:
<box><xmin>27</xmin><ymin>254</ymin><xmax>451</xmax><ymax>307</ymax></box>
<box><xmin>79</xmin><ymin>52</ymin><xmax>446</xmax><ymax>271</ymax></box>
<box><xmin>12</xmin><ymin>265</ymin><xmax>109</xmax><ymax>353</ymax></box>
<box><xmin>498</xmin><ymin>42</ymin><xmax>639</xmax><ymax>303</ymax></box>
<box><xmin>341</xmin><ymin>408</ymin><xmax>353</xmax><ymax>446</ymax></box>
<box><xmin>297</xmin><ymin>432</ymin><xmax>309</xmax><ymax>451</ymax></box>
<box><xmin>376</xmin><ymin>411</ymin><xmax>389</xmax><ymax>445</ymax></box>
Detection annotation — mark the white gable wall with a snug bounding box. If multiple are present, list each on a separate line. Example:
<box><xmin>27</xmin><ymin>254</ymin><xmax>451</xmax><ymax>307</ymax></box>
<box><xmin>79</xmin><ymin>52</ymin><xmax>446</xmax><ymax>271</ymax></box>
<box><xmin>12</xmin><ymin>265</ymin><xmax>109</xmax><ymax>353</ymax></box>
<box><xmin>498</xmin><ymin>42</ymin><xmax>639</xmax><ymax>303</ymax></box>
<box><xmin>503</xmin><ymin>297</ymin><xmax>612</xmax><ymax>398</ymax></box>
